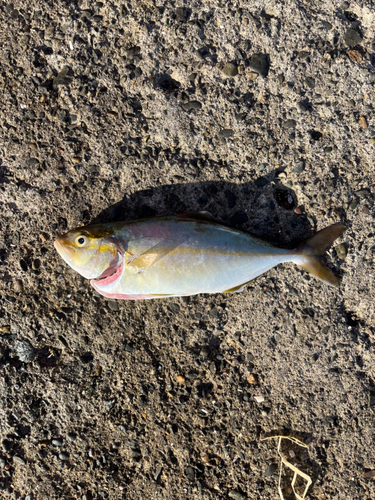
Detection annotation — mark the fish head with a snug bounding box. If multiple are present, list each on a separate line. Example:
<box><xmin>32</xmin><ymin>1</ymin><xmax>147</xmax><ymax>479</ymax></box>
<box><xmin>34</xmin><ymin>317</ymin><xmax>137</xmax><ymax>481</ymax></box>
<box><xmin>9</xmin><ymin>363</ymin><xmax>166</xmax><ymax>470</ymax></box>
<box><xmin>54</xmin><ymin>224</ymin><xmax>123</xmax><ymax>280</ymax></box>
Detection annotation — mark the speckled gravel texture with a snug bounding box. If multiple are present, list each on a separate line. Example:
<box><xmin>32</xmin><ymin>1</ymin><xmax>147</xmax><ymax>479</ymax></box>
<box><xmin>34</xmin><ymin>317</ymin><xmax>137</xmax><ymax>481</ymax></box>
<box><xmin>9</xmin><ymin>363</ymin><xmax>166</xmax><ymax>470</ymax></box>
<box><xmin>0</xmin><ymin>1</ymin><xmax>374</xmax><ymax>499</ymax></box>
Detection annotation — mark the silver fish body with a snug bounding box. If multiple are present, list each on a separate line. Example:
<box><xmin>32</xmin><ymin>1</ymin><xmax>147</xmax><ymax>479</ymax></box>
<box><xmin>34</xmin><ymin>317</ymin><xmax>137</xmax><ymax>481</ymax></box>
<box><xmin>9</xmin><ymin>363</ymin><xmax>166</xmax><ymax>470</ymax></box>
<box><xmin>54</xmin><ymin>215</ymin><xmax>346</xmax><ymax>300</ymax></box>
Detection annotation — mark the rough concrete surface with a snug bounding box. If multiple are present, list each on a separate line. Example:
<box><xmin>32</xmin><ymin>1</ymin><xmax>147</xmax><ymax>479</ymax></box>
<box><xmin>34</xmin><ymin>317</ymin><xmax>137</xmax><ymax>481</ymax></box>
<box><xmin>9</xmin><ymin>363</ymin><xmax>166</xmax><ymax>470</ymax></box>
<box><xmin>0</xmin><ymin>0</ymin><xmax>375</xmax><ymax>499</ymax></box>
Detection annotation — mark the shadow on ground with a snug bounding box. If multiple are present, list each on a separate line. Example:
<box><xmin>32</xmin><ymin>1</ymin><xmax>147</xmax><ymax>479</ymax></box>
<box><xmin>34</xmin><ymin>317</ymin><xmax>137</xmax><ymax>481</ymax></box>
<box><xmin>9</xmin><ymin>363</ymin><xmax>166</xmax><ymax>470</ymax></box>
<box><xmin>90</xmin><ymin>177</ymin><xmax>314</xmax><ymax>249</ymax></box>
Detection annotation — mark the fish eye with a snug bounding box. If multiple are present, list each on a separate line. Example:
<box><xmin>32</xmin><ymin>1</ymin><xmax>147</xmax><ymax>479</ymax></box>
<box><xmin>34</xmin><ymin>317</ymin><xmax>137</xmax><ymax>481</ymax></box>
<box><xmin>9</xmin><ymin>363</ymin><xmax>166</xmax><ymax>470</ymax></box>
<box><xmin>75</xmin><ymin>235</ymin><xmax>88</xmax><ymax>247</ymax></box>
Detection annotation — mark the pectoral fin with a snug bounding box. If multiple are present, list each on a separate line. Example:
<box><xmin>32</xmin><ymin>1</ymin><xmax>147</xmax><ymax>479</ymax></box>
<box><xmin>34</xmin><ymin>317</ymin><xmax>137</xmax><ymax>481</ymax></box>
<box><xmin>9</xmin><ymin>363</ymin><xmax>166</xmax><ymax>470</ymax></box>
<box><xmin>128</xmin><ymin>253</ymin><xmax>159</xmax><ymax>272</ymax></box>
<box><xmin>128</xmin><ymin>240</ymin><xmax>180</xmax><ymax>273</ymax></box>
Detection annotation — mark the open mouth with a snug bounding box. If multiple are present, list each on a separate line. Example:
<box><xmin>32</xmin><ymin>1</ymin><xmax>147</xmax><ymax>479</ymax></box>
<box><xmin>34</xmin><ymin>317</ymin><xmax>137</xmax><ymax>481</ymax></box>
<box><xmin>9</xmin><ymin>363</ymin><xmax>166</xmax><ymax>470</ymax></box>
<box><xmin>92</xmin><ymin>253</ymin><xmax>124</xmax><ymax>286</ymax></box>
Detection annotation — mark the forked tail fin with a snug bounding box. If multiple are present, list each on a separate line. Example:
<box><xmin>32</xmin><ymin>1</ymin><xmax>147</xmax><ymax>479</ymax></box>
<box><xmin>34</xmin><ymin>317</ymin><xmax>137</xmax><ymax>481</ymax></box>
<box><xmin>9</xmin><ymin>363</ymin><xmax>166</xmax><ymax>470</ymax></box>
<box><xmin>296</xmin><ymin>224</ymin><xmax>346</xmax><ymax>287</ymax></box>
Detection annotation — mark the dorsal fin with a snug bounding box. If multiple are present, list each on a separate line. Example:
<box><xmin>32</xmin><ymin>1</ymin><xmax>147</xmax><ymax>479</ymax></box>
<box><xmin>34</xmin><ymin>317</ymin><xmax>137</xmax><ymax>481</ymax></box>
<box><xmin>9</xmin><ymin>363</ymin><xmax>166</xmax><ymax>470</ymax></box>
<box><xmin>176</xmin><ymin>211</ymin><xmax>217</xmax><ymax>223</ymax></box>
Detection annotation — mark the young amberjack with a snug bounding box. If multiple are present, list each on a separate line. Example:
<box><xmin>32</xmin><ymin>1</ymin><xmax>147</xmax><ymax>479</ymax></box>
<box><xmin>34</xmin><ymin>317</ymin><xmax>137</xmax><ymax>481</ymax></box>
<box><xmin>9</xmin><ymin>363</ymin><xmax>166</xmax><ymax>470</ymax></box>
<box><xmin>54</xmin><ymin>213</ymin><xmax>346</xmax><ymax>300</ymax></box>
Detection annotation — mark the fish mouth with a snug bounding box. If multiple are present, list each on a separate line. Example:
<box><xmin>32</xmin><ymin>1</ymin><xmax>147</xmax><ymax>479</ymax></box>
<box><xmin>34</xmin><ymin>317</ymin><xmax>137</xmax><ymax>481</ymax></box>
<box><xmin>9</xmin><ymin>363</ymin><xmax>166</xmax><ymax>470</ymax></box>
<box><xmin>91</xmin><ymin>252</ymin><xmax>124</xmax><ymax>286</ymax></box>
<box><xmin>54</xmin><ymin>239</ymin><xmax>74</xmax><ymax>262</ymax></box>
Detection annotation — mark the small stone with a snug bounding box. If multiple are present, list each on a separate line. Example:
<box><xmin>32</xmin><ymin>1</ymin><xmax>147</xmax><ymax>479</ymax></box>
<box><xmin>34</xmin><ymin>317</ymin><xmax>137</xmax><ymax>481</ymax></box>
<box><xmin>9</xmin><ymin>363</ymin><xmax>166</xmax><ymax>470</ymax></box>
<box><xmin>13</xmin><ymin>456</ymin><xmax>26</xmax><ymax>465</ymax></box>
<box><xmin>0</xmin><ymin>459</ymin><xmax>5</xmax><ymax>469</ymax></box>
<box><xmin>218</xmin><ymin>129</ymin><xmax>234</xmax><ymax>138</ymax></box>
<box><xmin>12</xmin><ymin>340</ymin><xmax>36</xmax><ymax>363</ymax></box>
<box><xmin>125</xmin><ymin>46</ymin><xmax>141</xmax><ymax>58</ymax></box>
<box><xmin>363</xmin><ymin>470</ymin><xmax>375</xmax><ymax>479</ymax></box>
<box><xmin>228</xmin><ymin>491</ymin><xmax>246</xmax><ymax>500</ymax></box>
<box><xmin>264</xmin><ymin>463</ymin><xmax>278</xmax><ymax>477</ymax></box>
<box><xmin>71</xmin><ymin>157</ymin><xmax>81</xmax><ymax>163</ymax></box>
<box><xmin>177</xmin><ymin>375</ymin><xmax>185</xmax><ymax>384</ymax></box>
<box><xmin>13</xmin><ymin>280</ymin><xmax>23</xmax><ymax>293</ymax></box>
<box><xmin>185</xmin><ymin>466</ymin><xmax>195</xmax><ymax>481</ymax></box>
<box><xmin>248</xmin><ymin>53</ymin><xmax>269</xmax><ymax>77</ymax></box>
<box><xmin>293</xmin><ymin>161</ymin><xmax>305</xmax><ymax>174</ymax></box>
<box><xmin>322</xmin><ymin>21</ymin><xmax>332</xmax><ymax>30</ymax></box>
<box><xmin>154</xmin><ymin>466</ymin><xmax>162</xmax><ymax>481</ymax></box>
<box><xmin>348</xmin><ymin>199</ymin><xmax>359</xmax><ymax>211</ymax></box>
<box><xmin>222</xmin><ymin>63</ymin><xmax>238</xmax><ymax>77</ymax></box>
<box><xmin>298</xmin><ymin>50</ymin><xmax>309</xmax><ymax>59</ymax></box>
<box><xmin>245</xmin><ymin>71</ymin><xmax>258</xmax><ymax>80</ymax></box>
<box><xmin>247</xmin><ymin>374</ymin><xmax>258</xmax><ymax>385</ymax></box>
<box><xmin>107</xmin><ymin>301</ymin><xmax>119</xmax><ymax>311</ymax></box>
<box><xmin>182</xmin><ymin>100</ymin><xmax>202</xmax><ymax>111</ymax></box>
<box><xmin>254</xmin><ymin>395</ymin><xmax>264</xmax><ymax>403</ymax></box>
<box><xmin>26</xmin><ymin>158</ymin><xmax>39</xmax><ymax>166</ymax></box>
<box><xmin>344</xmin><ymin>28</ymin><xmax>362</xmax><ymax>47</ymax></box>
<box><xmin>67</xmin><ymin>433</ymin><xmax>77</xmax><ymax>442</ymax></box>
<box><xmin>305</xmin><ymin>77</ymin><xmax>315</xmax><ymax>89</ymax></box>
<box><xmin>310</xmin><ymin>353</ymin><xmax>319</xmax><ymax>363</ymax></box>
<box><xmin>58</xmin><ymin>452</ymin><xmax>69</xmax><ymax>461</ymax></box>
<box><xmin>283</xmin><ymin>119</ymin><xmax>296</xmax><ymax>129</ymax></box>
<box><xmin>25</xmin><ymin>495</ymin><xmax>33</xmax><ymax>500</ymax></box>
<box><xmin>53</xmin><ymin>66</ymin><xmax>72</xmax><ymax>87</ymax></box>
<box><xmin>346</xmin><ymin>50</ymin><xmax>362</xmax><ymax>63</ymax></box>
<box><xmin>52</xmin><ymin>439</ymin><xmax>63</xmax><ymax>447</ymax></box>
<box><xmin>175</xmin><ymin>7</ymin><xmax>190</xmax><ymax>22</ymax></box>
<box><xmin>335</xmin><ymin>244</ymin><xmax>347</xmax><ymax>260</ymax></box>
<box><xmin>294</xmin><ymin>206</ymin><xmax>303</xmax><ymax>215</ymax></box>
<box><xmin>124</xmin><ymin>343</ymin><xmax>133</xmax><ymax>353</ymax></box>
<box><xmin>1</xmin><ymin>441</ymin><xmax>11</xmax><ymax>452</ymax></box>
<box><xmin>356</xmin><ymin>189</ymin><xmax>371</xmax><ymax>198</ymax></box>
<box><xmin>359</xmin><ymin>116</ymin><xmax>368</xmax><ymax>129</ymax></box>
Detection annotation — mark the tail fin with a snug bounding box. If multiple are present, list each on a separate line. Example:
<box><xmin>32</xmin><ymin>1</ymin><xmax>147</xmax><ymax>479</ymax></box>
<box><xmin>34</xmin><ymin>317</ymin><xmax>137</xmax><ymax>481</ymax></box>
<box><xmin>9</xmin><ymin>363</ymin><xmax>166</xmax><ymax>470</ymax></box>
<box><xmin>296</xmin><ymin>224</ymin><xmax>346</xmax><ymax>287</ymax></box>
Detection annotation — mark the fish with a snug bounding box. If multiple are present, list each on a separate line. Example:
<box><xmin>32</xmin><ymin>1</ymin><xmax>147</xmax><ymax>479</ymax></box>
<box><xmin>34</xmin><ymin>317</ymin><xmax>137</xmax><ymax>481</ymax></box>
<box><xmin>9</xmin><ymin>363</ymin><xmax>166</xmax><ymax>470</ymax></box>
<box><xmin>54</xmin><ymin>213</ymin><xmax>346</xmax><ymax>300</ymax></box>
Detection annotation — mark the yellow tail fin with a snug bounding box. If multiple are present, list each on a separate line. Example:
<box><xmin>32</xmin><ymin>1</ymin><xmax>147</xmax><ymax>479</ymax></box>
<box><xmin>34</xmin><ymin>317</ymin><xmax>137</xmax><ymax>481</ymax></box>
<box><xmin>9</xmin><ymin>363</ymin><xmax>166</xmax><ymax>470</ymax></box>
<box><xmin>297</xmin><ymin>224</ymin><xmax>346</xmax><ymax>287</ymax></box>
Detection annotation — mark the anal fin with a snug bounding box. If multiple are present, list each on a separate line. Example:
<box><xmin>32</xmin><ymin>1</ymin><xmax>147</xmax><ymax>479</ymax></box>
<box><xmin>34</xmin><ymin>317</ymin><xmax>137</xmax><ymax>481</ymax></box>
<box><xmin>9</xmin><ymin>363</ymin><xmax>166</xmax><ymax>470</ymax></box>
<box><xmin>222</xmin><ymin>281</ymin><xmax>250</xmax><ymax>294</ymax></box>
